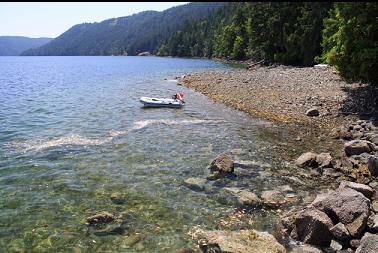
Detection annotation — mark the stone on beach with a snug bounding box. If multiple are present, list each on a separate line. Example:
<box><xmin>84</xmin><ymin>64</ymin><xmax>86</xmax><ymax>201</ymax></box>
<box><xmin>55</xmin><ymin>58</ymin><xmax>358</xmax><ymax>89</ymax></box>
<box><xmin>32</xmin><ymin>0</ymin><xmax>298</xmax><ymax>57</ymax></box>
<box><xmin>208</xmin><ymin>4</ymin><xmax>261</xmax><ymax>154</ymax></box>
<box><xmin>311</xmin><ymin>187</ymin><xmax>371</xmax><ymax>237</ymax></box>
<box><xmin>344</xmin><ymin>140</ymin><xmax>373</xmax><ymax>156</ymax></box>
<box><xmin>291</xmin><ymin>207</ymin><xmax>333</xmax><ymax>247</ymax></box>
<box><xmin>191</xmin><ymin>228</ymin><xmax>286</xmax><ymax>253</ymax></box>
<box><xmin>295</xmin><ymin>152</ymin><xmax>318</xmax><ymax>168</ymax></box>
<box><xmin>368</xmin><ymin>155</ymin><xmax>378</xmax><ymax>177</ymax></box>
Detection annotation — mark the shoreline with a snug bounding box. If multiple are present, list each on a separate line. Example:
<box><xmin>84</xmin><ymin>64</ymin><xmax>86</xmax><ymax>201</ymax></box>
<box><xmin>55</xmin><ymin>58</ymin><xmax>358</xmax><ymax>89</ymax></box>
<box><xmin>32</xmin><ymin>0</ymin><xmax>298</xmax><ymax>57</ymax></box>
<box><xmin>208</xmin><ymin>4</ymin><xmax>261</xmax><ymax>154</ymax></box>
<box><xmin>178</xmin><ymin>63</ymin><xmax>378</xmax><ymax>252</ymax></box>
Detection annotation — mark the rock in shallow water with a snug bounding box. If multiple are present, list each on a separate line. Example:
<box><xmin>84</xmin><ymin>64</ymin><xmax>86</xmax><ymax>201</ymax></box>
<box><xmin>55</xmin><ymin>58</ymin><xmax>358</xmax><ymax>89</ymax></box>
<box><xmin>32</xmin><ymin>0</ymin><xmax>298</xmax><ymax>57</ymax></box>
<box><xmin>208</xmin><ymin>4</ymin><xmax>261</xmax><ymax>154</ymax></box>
<box><xmin>208</xmin><ymin>153</ymin><xmax>234</xmax><ymax>175</ymax></box>
<box><xmin>223</xmin><ymin>187</ymin><xmax>261</xmax><ymax>206</ymax></box>
<box><xmin>184</xmin><ymin>177</ymin><xmax>207</xmax><ymax>191</ymax></box>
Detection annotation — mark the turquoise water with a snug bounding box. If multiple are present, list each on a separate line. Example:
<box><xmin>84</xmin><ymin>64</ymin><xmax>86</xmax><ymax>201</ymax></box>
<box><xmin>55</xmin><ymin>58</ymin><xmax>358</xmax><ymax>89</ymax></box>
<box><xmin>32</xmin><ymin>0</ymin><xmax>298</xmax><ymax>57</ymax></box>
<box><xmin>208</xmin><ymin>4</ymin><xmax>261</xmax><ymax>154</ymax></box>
<box><xmin>0</xmin><ymin>56</ymin><xmax>296</xmax><ymax>252</ymax></box>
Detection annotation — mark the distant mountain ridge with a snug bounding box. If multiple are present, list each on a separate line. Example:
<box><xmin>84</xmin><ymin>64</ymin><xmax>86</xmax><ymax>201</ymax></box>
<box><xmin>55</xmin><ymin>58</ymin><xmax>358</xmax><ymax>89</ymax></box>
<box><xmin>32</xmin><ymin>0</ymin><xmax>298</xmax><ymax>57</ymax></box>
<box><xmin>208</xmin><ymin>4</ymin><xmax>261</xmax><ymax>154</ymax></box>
<box><xmin>0</xmin><ymin>36</ymin><xmax>52</xmax><ymax>56</ymax></box>
<box><xmin>21</xmin><ymin>2</ymin><xmax>225</xmax><ymax>56</ymax></box>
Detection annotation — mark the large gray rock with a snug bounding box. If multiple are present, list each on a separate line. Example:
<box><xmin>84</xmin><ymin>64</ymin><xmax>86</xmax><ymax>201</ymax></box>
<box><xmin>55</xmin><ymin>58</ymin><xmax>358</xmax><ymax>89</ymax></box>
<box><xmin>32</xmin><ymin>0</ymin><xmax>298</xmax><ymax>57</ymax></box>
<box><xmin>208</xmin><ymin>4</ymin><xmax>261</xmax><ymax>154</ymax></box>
<box><xmin>355</xmin><ymin>233</ymin><xmax>378</xmax><ymax>253</ymax></box>
<box><xmin>191</xmin><ymin>228</ymin><xmax>286</xmax><ymax>253</ymax></box>
<box><xmin>311</xmin><ymin>188</ymin><xmax>371</xmax><ymax>237</ymax></box>
<box><xmin>316</xmin><ymin>153</ymin><xmax>333</xmax><ymax>168</ymax></box>
<box><xmin>339</xmin><ymin>181</ymin><xmax>375</xmax><ymax>199</ymax></box>
<box><xmin>291</xmin><ymin>207</ymin><xmax>333</xmax><ymax>247</ymax></box>
<box><xmin>208</xmin><ymin>153</ymin><xmax>234</xmax><ymax>174</ymax></box>
<box><xmin>295</xmin><ymin>152</ymin><xmax>318</xmax><ymax>167</ymax></box>
<box><xmin>344</xmin><ymin>140</ymin><xmax>373</xmax><ymax>156</ymax></box>
<box><xmin>224</xmin><ymin>187</ymin><xmax>261</xmax><ymax>206</ymax></box>
<box><xmin>368</xmin><ymin>155</ymin><xmax>378</xmax><ymax>177</ymax></box>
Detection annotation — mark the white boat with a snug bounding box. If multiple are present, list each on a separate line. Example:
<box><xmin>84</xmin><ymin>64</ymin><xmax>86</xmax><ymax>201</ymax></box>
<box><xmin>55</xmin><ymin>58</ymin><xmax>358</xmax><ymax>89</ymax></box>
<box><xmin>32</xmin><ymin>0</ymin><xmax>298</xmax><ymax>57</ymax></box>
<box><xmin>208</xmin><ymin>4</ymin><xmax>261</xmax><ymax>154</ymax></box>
<box><xmin>140</xmin><ymin>97</ymin><xmax>185</xmax><ymax>108</ymax></box>
<box><xmin>140</xmin><ymin>92</ymin><xmax>185</xmax><ymax>108</ymax></box>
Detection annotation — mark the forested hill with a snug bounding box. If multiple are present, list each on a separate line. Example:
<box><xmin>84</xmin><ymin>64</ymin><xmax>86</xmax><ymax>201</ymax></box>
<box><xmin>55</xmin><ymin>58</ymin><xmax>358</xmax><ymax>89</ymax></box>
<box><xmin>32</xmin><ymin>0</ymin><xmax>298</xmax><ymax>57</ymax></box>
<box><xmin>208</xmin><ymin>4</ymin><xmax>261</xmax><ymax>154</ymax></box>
<box><xmin>0</xmin><ymin>36</ymin><xmax>52</xmax><ymax>56</ymax></box>
<box><xmin>21</xmin><ymin>2</ymin><xmax>225</xmax><ymax>56</ymax></box>
<box><xmin>158</xmin><ymin>2</ymin><xmax>378</xmax><ymax>83</ymax></box>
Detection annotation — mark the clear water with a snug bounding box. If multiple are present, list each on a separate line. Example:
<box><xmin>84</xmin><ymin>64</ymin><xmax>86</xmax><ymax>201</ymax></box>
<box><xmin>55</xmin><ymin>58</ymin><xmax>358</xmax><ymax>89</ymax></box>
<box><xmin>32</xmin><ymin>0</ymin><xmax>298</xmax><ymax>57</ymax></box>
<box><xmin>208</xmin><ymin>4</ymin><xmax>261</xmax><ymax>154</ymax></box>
<box><xmin>0</xmin><ymin>56</ymin><xmax>324</xmax><ymax>252</ymax></box>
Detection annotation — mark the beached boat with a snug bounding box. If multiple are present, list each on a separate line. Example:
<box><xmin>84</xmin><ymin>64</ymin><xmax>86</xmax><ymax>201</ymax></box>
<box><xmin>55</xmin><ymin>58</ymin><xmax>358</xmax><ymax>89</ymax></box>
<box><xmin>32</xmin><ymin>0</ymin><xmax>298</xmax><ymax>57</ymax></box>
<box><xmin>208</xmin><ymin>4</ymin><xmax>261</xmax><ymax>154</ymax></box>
<box><xmin>139</xmin><ymin>92</ymin><xmax>185</xmax><ymax>108</ymax></box>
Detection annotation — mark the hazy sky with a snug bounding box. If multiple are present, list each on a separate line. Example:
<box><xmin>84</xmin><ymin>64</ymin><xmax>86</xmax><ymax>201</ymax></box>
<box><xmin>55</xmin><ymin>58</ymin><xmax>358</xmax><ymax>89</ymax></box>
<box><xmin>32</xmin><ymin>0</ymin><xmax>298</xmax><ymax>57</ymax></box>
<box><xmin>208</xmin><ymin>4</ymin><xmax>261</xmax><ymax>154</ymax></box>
<box><xmin>0</xmin><ymin>2</ymin><xmax>188</xmax><ymax>38</ymax></box>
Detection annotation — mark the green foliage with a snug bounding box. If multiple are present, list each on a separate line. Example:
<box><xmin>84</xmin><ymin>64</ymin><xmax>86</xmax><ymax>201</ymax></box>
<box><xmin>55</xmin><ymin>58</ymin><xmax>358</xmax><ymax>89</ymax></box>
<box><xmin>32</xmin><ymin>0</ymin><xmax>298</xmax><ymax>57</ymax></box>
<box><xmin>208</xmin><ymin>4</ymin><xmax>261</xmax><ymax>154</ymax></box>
<box><xmin>319</xmin><ymin>2</ymin><xmax>378</xmax><ymax>83</ymax></box>
<box><xmin>159</xmin><ymin>2</ymin><xmax>331</xmax><ymax>64</ymax></box>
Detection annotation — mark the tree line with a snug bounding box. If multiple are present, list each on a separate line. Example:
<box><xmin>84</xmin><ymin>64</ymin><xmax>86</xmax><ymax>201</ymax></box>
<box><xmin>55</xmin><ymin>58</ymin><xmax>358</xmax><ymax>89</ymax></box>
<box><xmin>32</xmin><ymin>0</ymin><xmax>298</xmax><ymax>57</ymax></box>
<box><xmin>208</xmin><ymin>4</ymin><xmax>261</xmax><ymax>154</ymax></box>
<box><xmin>158</xmin><ymin>2</ymin><xmax>378</xmax><ymax>84</ymax></box>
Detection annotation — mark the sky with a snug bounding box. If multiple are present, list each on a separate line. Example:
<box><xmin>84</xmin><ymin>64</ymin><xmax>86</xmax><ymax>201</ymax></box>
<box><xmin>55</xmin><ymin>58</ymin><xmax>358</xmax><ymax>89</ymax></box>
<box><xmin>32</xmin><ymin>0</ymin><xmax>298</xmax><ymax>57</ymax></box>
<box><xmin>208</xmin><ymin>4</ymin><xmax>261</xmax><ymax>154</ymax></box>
<box><xmin>0</xmin><ymin>2</ymin><xmax>188</xmax><ymax>38</ymax></box>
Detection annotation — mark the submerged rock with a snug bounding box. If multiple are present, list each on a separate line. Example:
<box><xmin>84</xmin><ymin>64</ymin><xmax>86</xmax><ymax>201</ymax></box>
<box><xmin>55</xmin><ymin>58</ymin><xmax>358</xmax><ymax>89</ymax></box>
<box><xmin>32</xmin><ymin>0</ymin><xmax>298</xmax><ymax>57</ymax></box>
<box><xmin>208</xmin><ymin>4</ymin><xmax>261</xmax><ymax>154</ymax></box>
<box><xmin>110</xmin><ymin>192</ymin><xmax>126</xmax><ymax>204</ymax></box>
<box><xmin>86</xmin><ymin>211</ymin><xmax>125</xmax><ymax>235</ymax></box>
<box><xmin>208</xmin><ymin>153</ymin><xmax>234</xmax><ymax>175</ymax></box>
<box><xmin>261</xmin><ymin>190</ymin><xmax>286</xmax><ymax>208</ymax></box>
<box><xmin>191</xmin><ymin>228</ymin><xmax>286</xmax><ymax>253</ymax></box>
<box><xmin>223</xmin><ymin>187</ymin><xmax>261</xmax><ymax>206</ymax></box>
<box><xmin>184</xmin><ymin>177</ymin><xmax>207</xmax><ymax>191</ymax></box>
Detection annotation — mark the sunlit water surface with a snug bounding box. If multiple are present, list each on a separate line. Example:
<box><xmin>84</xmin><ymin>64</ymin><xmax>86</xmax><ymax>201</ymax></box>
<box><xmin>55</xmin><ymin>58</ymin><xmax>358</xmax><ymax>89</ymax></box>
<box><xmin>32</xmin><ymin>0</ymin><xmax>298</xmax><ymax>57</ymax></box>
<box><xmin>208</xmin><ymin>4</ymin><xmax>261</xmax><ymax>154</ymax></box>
<box><xmin>0</xmin><ymin>56</ymin><xmax>312</xmax><ymax>252</ymax></box>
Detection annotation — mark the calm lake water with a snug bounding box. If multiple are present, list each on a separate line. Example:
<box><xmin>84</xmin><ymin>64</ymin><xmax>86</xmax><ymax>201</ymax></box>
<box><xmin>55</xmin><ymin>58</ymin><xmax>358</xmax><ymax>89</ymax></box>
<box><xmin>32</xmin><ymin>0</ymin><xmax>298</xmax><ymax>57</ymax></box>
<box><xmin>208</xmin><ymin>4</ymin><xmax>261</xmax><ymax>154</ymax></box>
<box><xmin>0</xmin><ymin>56</ymin><xmax>308</xmax><ymax>252</ymax></box>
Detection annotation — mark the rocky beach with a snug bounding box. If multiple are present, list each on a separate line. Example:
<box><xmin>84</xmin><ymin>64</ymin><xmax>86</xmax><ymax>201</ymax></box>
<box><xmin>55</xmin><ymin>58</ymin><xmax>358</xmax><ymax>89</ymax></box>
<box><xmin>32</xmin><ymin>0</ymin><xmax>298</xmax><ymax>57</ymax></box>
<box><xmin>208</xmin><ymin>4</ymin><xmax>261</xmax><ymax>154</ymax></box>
<box><xmin>177</xmin><ymin>64</ymin><xmax>378</xmax><ymax>252</ymax></box>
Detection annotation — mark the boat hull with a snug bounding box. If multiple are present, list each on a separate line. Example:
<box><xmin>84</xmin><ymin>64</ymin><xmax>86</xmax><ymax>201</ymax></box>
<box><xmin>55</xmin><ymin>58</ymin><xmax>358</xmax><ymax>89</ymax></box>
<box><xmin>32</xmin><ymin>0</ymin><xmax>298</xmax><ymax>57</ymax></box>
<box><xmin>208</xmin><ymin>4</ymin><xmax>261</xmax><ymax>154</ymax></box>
<box><xmin>139</xmin><ymin>97</ymin><xmax>184</xmax><ymax>108</ymax></box>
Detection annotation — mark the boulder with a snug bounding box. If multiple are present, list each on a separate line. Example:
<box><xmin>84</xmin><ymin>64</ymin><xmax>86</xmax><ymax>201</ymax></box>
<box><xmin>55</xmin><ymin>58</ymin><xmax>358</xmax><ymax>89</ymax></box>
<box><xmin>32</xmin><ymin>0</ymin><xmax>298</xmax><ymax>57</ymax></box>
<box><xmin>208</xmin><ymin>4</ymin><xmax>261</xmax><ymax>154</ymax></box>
<box><xmin>316</xmin><ymin>153</ymin><xmax>333</xmax><ymax>168</ymax></box>
<box><xmin>368</xmin><ymin>155</ymin><xmax>378</xmax><ymax>177</ymax></box>
<box><xmin>291</xmin><ymin>207</ymin><xmax>333</xmax><ymax>247</ymax></box>
<box><xmin>330</xmin><ymin>222</ymin><xmax>350</xmax><ymax>241</ymax></box>
<box><xmin>344</xmin><ymin>140</ymin><xmax>373</xmax><ymax>156</ymax></box>
<box><xmin>339</xmin><ymin>181</ymin><xmax>375</xmax><ymax>199</ymax></box>
<box><xmin>208</xmin><ymin>153</ymin><xmax>234</xmax><ymax>174</ymax></box>
<box><xmin>355</xmin><ymin>233</ymin><xmax>378</xmax><ymax>253</ymax></box>
<box><xmin>224</xmin><ymin>187</ymin><xmax>261</xmax><ymax>206</ymax></box>
<box><xmin>306</xmin><ymin>108</ymin><xmax>320</xmax><ymax>117</ymax></box>
<box><xmin>191</xmin><ymin>228</ymin><xmax>286</xmax><ymax>253</ymax></box>
<box><xmin>184</xmin><ymin>177</ymin><xmax>207</xmax><ymax>191</ymax></box>
<box><xmin>311</xmin><ymin>188</ymin><xmax>371</xmax><ymax>237</ymax></box>
<box><xmin>295</xmin><ymin>152</ymin><xmax>318</xmax><ymax>168</ymax></box>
